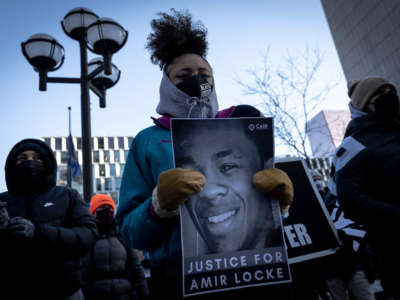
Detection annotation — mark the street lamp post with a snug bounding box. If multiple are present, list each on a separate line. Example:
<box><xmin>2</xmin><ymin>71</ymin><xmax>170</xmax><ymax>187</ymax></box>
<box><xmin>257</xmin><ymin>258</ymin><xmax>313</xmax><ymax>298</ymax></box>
<box><xmin>21</xmin><ymin>7</ymin><xmax>127</xmax><ymax>202</ymax></box>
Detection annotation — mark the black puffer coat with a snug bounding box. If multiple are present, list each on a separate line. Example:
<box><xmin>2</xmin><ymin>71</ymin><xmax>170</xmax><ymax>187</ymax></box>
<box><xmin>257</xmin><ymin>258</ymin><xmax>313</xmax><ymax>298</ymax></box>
<box><xmin>82</xmin><ymin>223</ymin><xmax>149</xmax><ymax>300</ymax></box>
<box><xmin>0</xmin><ymin>139</ymin><xmax>98</xmax><ymax>300</ymax></box>
<box><xmin>335</xmin><ymin>115</ymin><xmax>400</xmax><ymax>247</ymax></box>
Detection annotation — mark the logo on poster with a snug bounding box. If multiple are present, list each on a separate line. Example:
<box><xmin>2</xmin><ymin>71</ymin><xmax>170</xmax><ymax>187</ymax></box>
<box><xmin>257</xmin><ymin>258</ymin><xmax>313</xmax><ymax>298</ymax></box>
<box><xmin>248</xmin><ymin>123</ymin><xmax>269</xmax><ymax>131</ymax></box>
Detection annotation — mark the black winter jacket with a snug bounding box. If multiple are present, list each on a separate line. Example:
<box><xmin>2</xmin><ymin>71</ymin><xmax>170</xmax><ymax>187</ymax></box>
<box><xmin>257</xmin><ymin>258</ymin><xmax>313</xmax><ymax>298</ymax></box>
<box><xmin>334</xmin><ymin>115</ymin><xmax>400</xmax><ymax>252</ymax></box>
<box><xmin>82</xmin><ymin>223</ymin><xmax>149</xmax><ymax>300</ymax></box>
<box><xmin>0</xmin><ymin>139</ymin><xmax>98</xmax><ymax>300</ymax></box>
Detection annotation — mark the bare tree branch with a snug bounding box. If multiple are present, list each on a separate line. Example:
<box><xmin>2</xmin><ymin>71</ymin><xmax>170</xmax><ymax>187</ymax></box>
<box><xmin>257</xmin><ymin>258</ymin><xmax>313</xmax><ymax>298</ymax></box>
<box><xmin>236</xmin><ymin>45</ymin><xmax>340</xmax><ymax>159</ymax></box>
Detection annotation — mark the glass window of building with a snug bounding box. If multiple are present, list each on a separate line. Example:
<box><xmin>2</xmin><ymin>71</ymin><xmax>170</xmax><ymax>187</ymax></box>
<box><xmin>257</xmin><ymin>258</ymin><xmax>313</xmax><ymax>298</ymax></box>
<box><xmin>124</xmin><ymin>150</ymin><xmax>129</xmax><ymax>161</ymax></box>
<box><xmin>44</xmin><ymin>138</ymin><xmax>51</xmax><ymax>146</ymax></box>
<box><xmin>120</xmin><ymin>164</ymin><xmax>125</xmax><ymax>175</ymax></box>
<box><xmin>57</xmin><ymin>165</ymin><xmax>67</xmax><ymax>186</ymax></box>
<box><xmin>98</xmin><ymin>137</ymin><xmax>104</xmax><ymax>149</ymax></box>
<box><xmin>104</xmin><ymin>150</ymin><xmax>110</xmax><ymax>163</ymax></box>
<box><xmin>61</xmin><ymin>151</ymin><xmax>67</xmax><ymax>164</ymax></box>
<box><xmin>312</xmin><ymin>160</ymin><xmax>318</xmax><ymax>169</ymax></box>
<box><xmin>93</xmin><ymin>151</ymin><xmax>99</xmax><ymax>163</ymax></box>
<box><xmin>77</xmin><ymin>137</ymin><xmax>82</xmax><ymax>149</ymax></box>
<box><xmin>96</xmin><ymin>178</ymin><xmax>102</xmax><ymax>191</ymax></box>
<box><xmin>99</xmin><ymin>164</ymin><xmax>105</xmax><ymax>177</ymax></box>
<box><xmin>118</xmin><ymin>137</ymin><xmax>124</xmax><ymax>149</ymax></box>
<box><xmin>114</xmin><ymin>150</ymin><xmax>120</xmax><ymax>162</ymax></box>
<box><xmin>105</xmin><ymin>178</ymin><xmax>111</xmax><ymax>191</ymax></box>
<box><xmin>55</xmin><ymin>138</ymin><xmax>62</xmax><ymax>150</ymax></box>
<box><xmin>115</xmin><ymin>177</ymin><xmax>122</xmax><ymax>190</ymax></box>
<box><xmin>110</xmin><ymin>192</ymin><xmax>118</xmax><ymax>204</ymax></box>
<box><xmin>128</xmin><ymin>137</ymin><xmax>133</xmax><ymax>147</ymax></box>
<box><xmin>108</xmin><ymin>137</ymin><xmax>115</xmax><ymax>149</ymax></box>
<box><xmin>110</xmin><ymin>164</ymin><xmax>116</xmax><ymax>177</ymax></box>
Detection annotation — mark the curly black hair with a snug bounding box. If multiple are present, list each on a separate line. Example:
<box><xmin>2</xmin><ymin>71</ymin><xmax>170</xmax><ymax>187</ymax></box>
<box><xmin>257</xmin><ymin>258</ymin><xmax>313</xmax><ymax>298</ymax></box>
<box><xmin>145</xmin><ymin>9</ymin><xmax>208</xmax><ymax>70</ymax></box>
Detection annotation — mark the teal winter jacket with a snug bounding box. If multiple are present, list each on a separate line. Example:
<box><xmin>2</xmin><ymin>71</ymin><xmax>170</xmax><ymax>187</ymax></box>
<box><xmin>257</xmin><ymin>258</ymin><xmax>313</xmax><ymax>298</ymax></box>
<box><xmin>116</xmin><ymin>122</ymin><xmax>177</xmax><ymax>267</ymax></box>
<box><xmin>116</xmin><ymin>105</ymin><xmax>261</xmax><ymax>268</ymax></box>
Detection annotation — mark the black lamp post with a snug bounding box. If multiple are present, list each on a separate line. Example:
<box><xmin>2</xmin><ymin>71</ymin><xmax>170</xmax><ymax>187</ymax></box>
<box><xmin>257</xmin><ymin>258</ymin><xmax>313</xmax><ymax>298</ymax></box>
<box><xmin>21</xmin><ymin>7</ymin><xmax>128</xmax><ymax>202</ymax></box>
<box><xmin>88</xmin><ymin>57</ymin><xmax>121</xmax><ymax>108</ymax></box>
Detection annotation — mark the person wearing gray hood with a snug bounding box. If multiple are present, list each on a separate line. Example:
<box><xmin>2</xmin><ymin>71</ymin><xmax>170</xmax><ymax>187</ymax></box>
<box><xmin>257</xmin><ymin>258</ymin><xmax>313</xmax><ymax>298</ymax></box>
<box><xmin>115</xmin><ymin>9</ymin><xmax>293</xmax><ymax>299</ymax></box>
<box><xmin>0</xmin><ymin>138</ymin><xmax>98</xmax><ymax>300</ymax></box>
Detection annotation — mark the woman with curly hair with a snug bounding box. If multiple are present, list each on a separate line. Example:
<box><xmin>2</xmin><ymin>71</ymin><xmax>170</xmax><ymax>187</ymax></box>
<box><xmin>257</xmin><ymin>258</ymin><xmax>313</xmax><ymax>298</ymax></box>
<box><xmin>115</xmin><ymin>9</ymin><xmax>293</xmax><ymax>299</ymax></box>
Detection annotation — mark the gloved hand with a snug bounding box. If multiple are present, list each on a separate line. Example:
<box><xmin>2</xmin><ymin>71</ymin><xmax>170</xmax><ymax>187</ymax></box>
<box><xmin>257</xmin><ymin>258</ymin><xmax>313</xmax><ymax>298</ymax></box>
<box><xmin>8</xmin><ymin>216</ymin><xmax>35</xmax><ymax>238</ymax></box>
<box><xmin>253</xmin><ymin>168</ymin><xmax>294</xmax><ymax>214</ymax></box>
<box><xmin>0</xmin><ymin>201</ymin><xmax>9</xmax><ymax>230</ymax></box>
<box><xmin>152</xmin><ymin>168</ymin><xmax>206</xmax><ymax>217</ymax></box>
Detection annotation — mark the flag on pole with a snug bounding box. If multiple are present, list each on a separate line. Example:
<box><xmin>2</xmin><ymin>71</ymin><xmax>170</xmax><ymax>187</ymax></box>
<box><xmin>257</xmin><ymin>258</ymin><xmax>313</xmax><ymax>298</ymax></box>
<box><xmin>67</xmin><ymin>107</ymin><xmax>81</xmax><ymax>188</ymax></box>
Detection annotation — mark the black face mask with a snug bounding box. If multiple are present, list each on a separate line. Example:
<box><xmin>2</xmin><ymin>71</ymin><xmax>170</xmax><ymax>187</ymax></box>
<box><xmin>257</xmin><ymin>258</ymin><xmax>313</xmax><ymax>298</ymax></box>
<box><xmin>95</xmin><ymin>207</ymin><xmax>115</xmax><ymax>226</ymax></box>
<box><xmin>176</xmin><ymin>74</ymin><xmax>212</xmax><ymax>99</ymax></box>
<box><xmin>13</xmin><ymin>160</ymin><xmax>48</xmax><ymax>194</ymax></box>
<box><xmin>374</xmin><ymin>92</ymin><xmax>400</xmax><ymax>120</ymax></box>
<box><xmin>176</xmin><ymin>75</ymin><xmax>214</xmax><ymax>118</ymax></box>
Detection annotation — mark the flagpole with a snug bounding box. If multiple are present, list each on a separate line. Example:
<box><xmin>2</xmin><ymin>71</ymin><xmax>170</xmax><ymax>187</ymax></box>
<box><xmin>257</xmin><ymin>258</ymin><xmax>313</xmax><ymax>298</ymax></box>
<box><xmin>67</xmin><ymin>106</ymin><xmax>72</xmax><ymax>188</ymax></box>
<box><xmin>68</xmin><ymin>106</ymin><xmax>72</xmax><ymax>135</ymax></box>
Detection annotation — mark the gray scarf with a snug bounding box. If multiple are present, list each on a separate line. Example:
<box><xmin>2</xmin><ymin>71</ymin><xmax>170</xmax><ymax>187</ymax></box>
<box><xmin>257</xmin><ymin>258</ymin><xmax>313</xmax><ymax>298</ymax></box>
<box><xmin>157</xmin><ymin>71</ymin><xmax>219</xmax><ymax>118</ymax></box>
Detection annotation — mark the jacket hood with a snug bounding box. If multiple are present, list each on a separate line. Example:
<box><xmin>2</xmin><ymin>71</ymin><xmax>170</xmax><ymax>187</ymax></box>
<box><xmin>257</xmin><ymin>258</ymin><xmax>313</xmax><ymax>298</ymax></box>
<box><xmin>156</xmin><ymin>70</ymin><xmax>219</xmax><ymax>118</ymax></box>
<box><xmin>5</xmin><ymin>138</ymin><xmax>57</xmax><ymax>193</ymax></box>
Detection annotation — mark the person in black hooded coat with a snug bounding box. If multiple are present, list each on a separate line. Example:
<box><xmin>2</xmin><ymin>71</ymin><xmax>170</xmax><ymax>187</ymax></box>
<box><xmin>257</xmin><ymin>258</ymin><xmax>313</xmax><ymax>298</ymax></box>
<box><xmin>0</xmin><ymin>138</ymin><xmax>98</xmax><ymax>300</ymax></box>
<box><xmin>332</xmin><ymin>77</ymin><xmax>400</xmax><ymax>299</ymax></box>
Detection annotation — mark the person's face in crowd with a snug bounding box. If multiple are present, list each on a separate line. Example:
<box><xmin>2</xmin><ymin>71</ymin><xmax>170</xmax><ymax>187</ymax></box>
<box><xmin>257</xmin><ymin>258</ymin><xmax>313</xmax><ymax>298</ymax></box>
<box><xmin>13</xmin><ymin>149</ymin><xmax>48</xmax><ymax>193</ymax></box>
<box><xmin>181</xmin><ymin>127</ymin><xmax>272</xmax><ymax>253</ymax></box>
<box><xmin>312</xmin><ymin>175</ymin><xmax>325</xmax><ymax>191</ymax></box>
<box><xmin>312</xmin><ymin>175</ymin><xmax>322</xmax><ymax>182</ymax></box>
<box><xmin>167</xmin><ymin>53</ymin><xmax>213</xmax><ymax>86</ymax></box>
<box><xmin>94</xmin><ymin>204</ymin><xmax>115</xmax><ymax>225</ymax></box>
<box><xmin>16</xmin><ymin>150</ymin><xmax>43</xmax><ymax>165</ymax></box>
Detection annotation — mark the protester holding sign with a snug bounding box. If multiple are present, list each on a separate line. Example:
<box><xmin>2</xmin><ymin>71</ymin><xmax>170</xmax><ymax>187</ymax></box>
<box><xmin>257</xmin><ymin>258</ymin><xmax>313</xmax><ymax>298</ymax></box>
<box><xmin>115</xmin><ymin>9</ymin><xmax>294</xmax><ymax>299</ymax></box>
<box><xmin>333</xmin><ymin>77</ymin><xmax>400</xmax><ymax>299</ymax></box>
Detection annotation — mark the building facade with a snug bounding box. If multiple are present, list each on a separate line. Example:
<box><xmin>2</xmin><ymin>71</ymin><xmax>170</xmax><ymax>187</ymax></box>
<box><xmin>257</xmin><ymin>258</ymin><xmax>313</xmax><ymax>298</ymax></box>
<box><xmin>306</xmin><ymin>110</ymin><xmax>350</xmax><ymax>158</ymax></box>
<box><xmin>320</xmin><ymin>0</ymin><xmax>400</xmax><ymax>87</ymax></box>
<box><xmin>43</xmin><ymin>136</ymin><xmax>134</xmax><ymax>205</ymax></box>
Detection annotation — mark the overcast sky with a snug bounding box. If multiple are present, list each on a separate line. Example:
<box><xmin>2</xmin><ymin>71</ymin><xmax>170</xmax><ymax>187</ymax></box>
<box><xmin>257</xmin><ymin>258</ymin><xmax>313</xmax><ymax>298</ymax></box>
<box><xmin>0</xmin><ymin>0</ymin><xmax>349</xmax><ymax>191</ymax></box>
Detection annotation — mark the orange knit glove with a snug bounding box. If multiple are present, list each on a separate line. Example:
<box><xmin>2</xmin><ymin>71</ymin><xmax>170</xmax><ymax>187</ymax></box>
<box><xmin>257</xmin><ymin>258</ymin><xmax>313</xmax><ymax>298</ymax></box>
<box><xmin>153</xmin><ymin>168</ymin><xmax>206</xmax><ymax>217</ymax></box>
<box><xmin>253</xmin><ymin>168</ymin><xmax>294</xmax><ymax>214</ymax></box>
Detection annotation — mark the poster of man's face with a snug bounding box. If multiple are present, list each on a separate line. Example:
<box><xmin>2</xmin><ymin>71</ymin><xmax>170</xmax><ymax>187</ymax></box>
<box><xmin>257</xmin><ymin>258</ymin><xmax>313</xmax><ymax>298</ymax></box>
<box><xmin>171</xmin><ymin>118</ymin><xmax>291</xmax><ymax>296</ymax></box>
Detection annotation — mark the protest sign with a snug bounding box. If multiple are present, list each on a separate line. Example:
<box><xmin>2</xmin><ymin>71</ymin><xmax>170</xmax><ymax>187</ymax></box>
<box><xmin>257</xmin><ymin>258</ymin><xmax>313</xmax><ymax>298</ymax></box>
<box><xmin>171</xmin><ymin>118</ymin><xmax>291</xmax><ymax>296</ymax></box>
<box><xmin>276</xmin><ymin>158</ymin><xmax>340</xmax><ymax>264</ymax></box>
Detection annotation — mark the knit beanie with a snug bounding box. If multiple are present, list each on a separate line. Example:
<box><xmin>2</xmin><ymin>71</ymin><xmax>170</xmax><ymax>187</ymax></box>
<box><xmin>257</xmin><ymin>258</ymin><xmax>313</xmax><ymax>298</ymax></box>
<box><xmin>347</xmin><ymin>77</ymin><xmax>396</xmax><ymax>112</ymax></box>
<box><xmin>89</xmin><ymin>194</ymin><xmax>116</xmax><ymax>214</ymax></box>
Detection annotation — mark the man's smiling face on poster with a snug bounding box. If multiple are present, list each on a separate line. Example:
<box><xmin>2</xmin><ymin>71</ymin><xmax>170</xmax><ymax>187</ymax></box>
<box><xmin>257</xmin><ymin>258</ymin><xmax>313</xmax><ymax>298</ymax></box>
<box><xmin>179</xmin><ymin>125</ymin><xmax>272</xmax><ymax>253</ymax></box>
